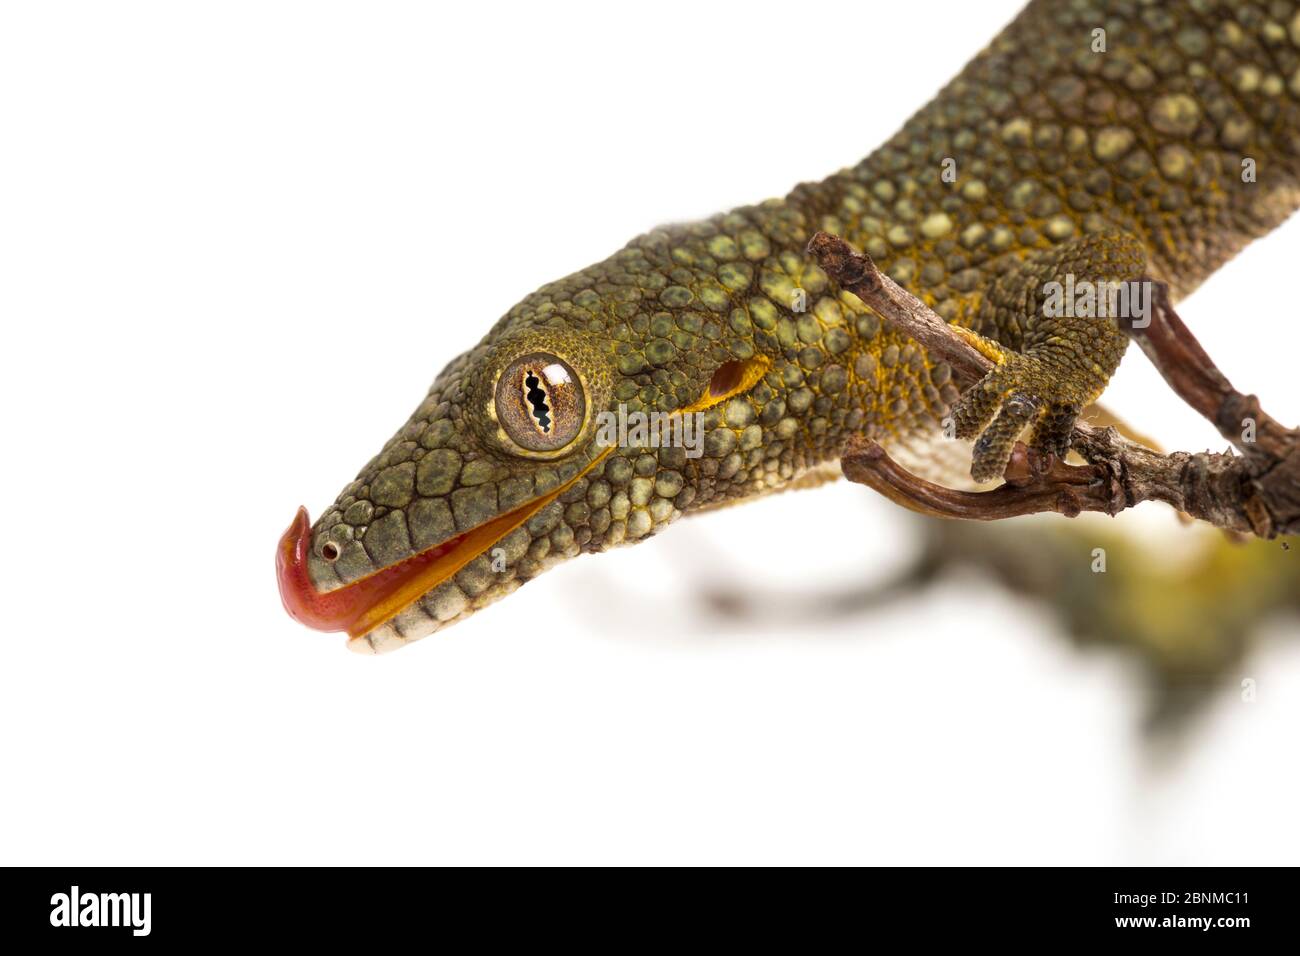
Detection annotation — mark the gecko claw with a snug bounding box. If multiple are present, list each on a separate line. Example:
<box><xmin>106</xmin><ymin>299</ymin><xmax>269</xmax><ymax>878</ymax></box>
<box><xmin>951</xmin><ymin>352</ymin><xmax>1090</xmax><ymax>483</ymax></box>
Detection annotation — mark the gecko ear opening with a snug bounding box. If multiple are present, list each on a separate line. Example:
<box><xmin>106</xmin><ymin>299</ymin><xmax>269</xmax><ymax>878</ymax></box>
<box><xmin>685</xmin><ymin>356</ymin><xmax>771</xmax><ymax>413</ymax></box>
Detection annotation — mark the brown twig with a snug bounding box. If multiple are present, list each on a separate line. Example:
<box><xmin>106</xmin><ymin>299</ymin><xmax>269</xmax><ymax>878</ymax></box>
<box><xmin>806</xmin><ymin>231</ymin><xmax>1300</xmax><ymax>538</ymax></box>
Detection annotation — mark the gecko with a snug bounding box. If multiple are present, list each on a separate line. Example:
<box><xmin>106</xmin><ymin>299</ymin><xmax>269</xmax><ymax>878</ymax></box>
<box><xmin>278</xmin><ymin>0</ymin><xmax>1300</xmax><ymax>652</ymax></box>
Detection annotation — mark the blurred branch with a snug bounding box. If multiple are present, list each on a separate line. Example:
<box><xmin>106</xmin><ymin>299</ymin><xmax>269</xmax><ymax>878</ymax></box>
<box><xmin>806</xmin><ymin>231</ymin><xmax>1300</xmax><ymax>538</ymax></box>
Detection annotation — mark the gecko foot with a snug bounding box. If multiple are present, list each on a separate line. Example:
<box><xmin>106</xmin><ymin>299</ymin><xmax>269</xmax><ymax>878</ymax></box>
<box><xmin>949</xmin><ymin>339</ymin><xmax>1086</xmax><ymax>483</ymax></box>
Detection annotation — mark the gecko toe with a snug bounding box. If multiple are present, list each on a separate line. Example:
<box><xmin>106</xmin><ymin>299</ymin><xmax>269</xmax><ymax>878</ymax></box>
<box><xmin>970</xmin><ymin>392</ymin><xmax>1040</xmax><ymax>483</ymax></box>
<box><xmin>955</xmin><ymin>354</ymin><xmax>1093</xmax><ymax>483</ymax></box>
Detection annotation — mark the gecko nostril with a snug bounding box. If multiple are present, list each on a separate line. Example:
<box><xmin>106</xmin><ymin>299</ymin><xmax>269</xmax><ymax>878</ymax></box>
<box><xmin>321</xmin><ymin>542</ymin><xmax>340</xmax><ymax>561</ymax></box>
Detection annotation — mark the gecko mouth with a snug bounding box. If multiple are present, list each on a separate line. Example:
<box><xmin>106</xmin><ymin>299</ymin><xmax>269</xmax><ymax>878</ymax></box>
<box><xmin>277</xmin><ymin>448</ymin><xmax>614</xmax><ymax>643</ymax></box>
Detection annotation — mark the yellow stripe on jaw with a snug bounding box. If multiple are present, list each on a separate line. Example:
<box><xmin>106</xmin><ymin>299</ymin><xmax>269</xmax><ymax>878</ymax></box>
<box><xmin>349</xmin><ymin>445</ymin><xmax>617</xmax><ymax>639</ymax></box>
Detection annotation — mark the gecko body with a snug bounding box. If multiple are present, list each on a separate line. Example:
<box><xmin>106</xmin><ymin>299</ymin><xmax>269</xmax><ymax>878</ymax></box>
<box><xmin>279</xmin><ymin>0</ymin><xmax>1300</xmax><ymax>651</ymax></box>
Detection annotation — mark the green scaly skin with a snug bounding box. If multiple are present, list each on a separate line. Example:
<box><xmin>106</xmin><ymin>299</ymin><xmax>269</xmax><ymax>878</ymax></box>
<box><xmin>302</xmin><ymin>0</ymin><xmax>1300</xmax><ymax>652</ymax></box>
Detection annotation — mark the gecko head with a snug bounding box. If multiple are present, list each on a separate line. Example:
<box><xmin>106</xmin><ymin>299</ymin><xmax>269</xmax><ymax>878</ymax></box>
<box><xmin>277</xmin><ymin>308</ymin><xmax>773</xmax><ymax>654</ymax></box>
<box><xmin>278</xmin><ymin>325</ymin><xmax>615</xmax><ymax>653</ymax></box>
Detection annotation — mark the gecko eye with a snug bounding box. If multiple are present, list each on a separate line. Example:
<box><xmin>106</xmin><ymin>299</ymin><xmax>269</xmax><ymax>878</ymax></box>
<box><xmin>495</xmin><ymin>352</ymin><xmax>586</xmax><ymax>454</ymax></box>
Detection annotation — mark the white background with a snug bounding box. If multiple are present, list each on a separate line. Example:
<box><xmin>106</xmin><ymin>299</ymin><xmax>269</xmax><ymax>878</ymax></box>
<box><xmin>2</xmin><ymin>0</ymin><xmax>1298</xmax><ymax>865</ymax></box>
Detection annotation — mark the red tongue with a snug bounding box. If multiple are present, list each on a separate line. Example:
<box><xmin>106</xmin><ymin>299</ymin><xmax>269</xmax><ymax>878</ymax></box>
<box><xmin>275</xmin><ymin>506</ymin><xmax>465</xmax><ymax>636</ymax></box>
<box><xmin>276</xmin><ymin>507</ymin><xmax>340</xmax><ymax>631</ymax></box>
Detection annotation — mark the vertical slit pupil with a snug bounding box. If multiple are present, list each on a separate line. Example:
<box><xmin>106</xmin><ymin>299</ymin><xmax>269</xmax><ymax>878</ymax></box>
<box><xmin>524</xmin><ymin>371</ymin><xmax>552</xmax><ymax>432</ymax></box>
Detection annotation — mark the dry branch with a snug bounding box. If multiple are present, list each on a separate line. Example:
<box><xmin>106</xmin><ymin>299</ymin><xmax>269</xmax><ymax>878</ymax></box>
<box><xmin>805</xmin><ymin>231</ymin><xmax>1300</xmax><ymax>538</ymax></box>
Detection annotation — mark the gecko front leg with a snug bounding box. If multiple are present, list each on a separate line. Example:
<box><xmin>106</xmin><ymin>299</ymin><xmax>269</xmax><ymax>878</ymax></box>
<box><xmin>950</xmin><ymin>232</ymin><xmax>1148</xmax><ymax>482</ymax></box>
